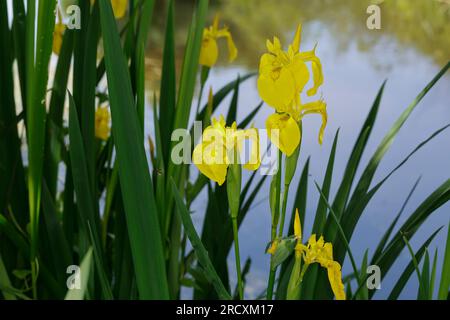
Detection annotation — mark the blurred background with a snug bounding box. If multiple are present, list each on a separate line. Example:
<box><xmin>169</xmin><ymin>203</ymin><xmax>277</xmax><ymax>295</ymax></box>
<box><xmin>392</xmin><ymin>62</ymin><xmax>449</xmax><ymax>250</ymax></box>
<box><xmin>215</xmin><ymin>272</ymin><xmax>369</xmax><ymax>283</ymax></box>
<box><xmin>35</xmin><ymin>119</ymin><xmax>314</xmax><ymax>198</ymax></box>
<box><xmin>142</xmin><ymin>0</ymin><xmax>450</xmax><ymax>299</ymax></box>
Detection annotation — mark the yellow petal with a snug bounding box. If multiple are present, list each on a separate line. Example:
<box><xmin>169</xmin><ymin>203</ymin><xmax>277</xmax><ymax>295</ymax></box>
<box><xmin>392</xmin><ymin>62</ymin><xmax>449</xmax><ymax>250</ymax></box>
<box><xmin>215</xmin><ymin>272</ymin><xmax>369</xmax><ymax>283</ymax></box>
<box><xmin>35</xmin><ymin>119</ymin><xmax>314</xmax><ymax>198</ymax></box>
<box><xmin>257</xmin><ymin>68</ymin><xmax>296</xmax><ymax>112</ymax></box>
<box><xmin>52</xmin><ymin>23</ymin><xmax>66</xmax><ymax>55</ymax></box>
<box><xmin>298</xmin><ymin>47</ymin><xmax>324</xmax><ymax>97</ymax></box>
<box><xmin>267</xmin><ymin>240</ymin><xmax>279</xmax><ymax>255</ymax></box>
<box><xmin>111</xmin><ymin>0</ymin><xmax>128</xmax><ymax>19</ymax></box>
<box><xmin>294</xmin><ymin>209</ymin><xmax>302</xmax><ymax>239</ymax></box>
<box><xmin>327</xmin><ymin>261</ymin><xmax>346</xmax><ymax>300</ymax></box>
<box><xmin>299</xmin><ymin>100</ymin><xmax>328</xmax><ymax>145</ymax></box>
<box><xmin>258</xmin><ymin>53</ymin><xmax>278</xmax><ymax>78</ymax></box>
<box><xmin>287</xmin><ymin>55</ymin><xmax>310</xmax><ymax>96</ymax></box>
<box><xmin>266</xmin><ymin>36</ymin><xmax>282</xmax><ymax>54</ymax></box>
<box><xmin>193</xmin><ymin>141</ymin><xmax>228</xmax><ymax>186</ymax></box>
<box><xmin>266</xmin><ymin>113</ymin><xmax>301</xmax><ymax>156</ymax></box>
<box><xmin>291</xmin><ymin>24</ymin><xmax>302</xmax><ymax>53</ymax></box>
<box><xmin>241</xmin><ymin>128</ymin><xmax>261</xmax><ymax>171</ymax></box>
<box><xmin>95</xmin><ymin>107</ymin><xmax>111</xmax><ymax>141</ymax></box>
<box><xmin>199</xmin><ymin>35</ymin><xmax>219</xmax><ymax>67</ymax></box>
<box><xmin>212</xmin><ymin>14</ymin><xmax>220</xmax><ymax>31</ymax></box>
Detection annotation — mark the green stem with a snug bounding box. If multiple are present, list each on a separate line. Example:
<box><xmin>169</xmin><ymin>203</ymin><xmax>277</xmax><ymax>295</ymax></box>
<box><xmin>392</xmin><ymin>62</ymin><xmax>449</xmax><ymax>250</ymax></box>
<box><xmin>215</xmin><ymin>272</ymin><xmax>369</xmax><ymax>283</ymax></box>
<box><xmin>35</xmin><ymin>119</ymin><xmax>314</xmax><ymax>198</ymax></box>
<box><xmin>266</xmin><ymin>150</ymin><xmax>283</xmax><ymax>300</ymax></box>
<box><xmin>195</xmin><ymin>81</ymin><xmax>205</xmax><ymax>117</ymax></box>
<box><xmin>277</xmin><ymin>183</ymin><xmax>290</xmax><ymax>238</ymax></box>
<box><xmin>232</xmin><ymin>217</ymin><xmax>243</xmax><ymax>299</ymax></box>
<box><xmin>195</xmin><ymin>66</ymin><xmax>210</xmax><ymax>117</ymax></box>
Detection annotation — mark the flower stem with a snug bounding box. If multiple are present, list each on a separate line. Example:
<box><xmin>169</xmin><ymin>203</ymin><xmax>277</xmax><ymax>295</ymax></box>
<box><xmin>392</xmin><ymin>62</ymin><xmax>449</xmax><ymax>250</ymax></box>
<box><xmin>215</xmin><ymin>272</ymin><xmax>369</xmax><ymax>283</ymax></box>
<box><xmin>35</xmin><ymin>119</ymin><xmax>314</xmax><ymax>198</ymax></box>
<box><xmin>232</xmin><ymin>217</ymin><xmax>243</xmax><ymax>299</ymax></box>
<box><xmin>277</xmin><ymin>183</ymin><xmax>290</xmax><ymax>238</ymax></box>
<box><xmin>266</xmin><ymin>150</ymin><xmax>283</xmax><ymax>300</ymax></box>
<box><xmin>195</xmin><ymin>66</ymin><xmax>210</xmax><ymax>117</ymax></box>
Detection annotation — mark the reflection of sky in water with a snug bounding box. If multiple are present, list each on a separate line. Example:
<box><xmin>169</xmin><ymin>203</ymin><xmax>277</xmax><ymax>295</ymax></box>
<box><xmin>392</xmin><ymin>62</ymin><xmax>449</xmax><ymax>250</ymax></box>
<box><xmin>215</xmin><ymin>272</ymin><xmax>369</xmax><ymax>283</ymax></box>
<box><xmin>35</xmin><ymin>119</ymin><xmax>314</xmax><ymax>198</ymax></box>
<box><xmin>174</xmin><ymin>22</ymin><xmax>450</xmax><ymax>299</ymax></box>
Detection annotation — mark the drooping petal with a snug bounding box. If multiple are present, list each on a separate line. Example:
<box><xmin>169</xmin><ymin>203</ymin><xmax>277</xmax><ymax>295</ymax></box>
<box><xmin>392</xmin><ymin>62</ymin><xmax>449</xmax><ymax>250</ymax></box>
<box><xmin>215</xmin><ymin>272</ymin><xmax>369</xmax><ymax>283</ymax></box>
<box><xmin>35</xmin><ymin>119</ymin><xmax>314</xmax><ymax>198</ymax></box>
<box><xmin>299</xmin><ymin>100</ymin><xmax>328</xmax><ymax>145</ymax></box>
<box><xmin>298</xmin><ymin>46</ymin><xmax>324</xmax><ymax>96</ymax></box>
<box><xmin>199</xmin><ymin>35</ymin><xmax>219</xmax><ymax>67</ymax></box>
<box><xmin>327</xmin><ymin>261</ymin><xmax>346</xmax><ymax>300</ymax></box>
<box><xmin>266</xmin><ymin>113</ymin><xmax>301</xmax><ymax>156</ymax></box>
<box><xmin>217</xmin><ymin>28</ymin><xmax>238</xmax><ymax>62</ymax></box>
<box><xmin>193</xmin><ymin>141</ymin><xmax>228</xmax><ymax>186</ymax></box>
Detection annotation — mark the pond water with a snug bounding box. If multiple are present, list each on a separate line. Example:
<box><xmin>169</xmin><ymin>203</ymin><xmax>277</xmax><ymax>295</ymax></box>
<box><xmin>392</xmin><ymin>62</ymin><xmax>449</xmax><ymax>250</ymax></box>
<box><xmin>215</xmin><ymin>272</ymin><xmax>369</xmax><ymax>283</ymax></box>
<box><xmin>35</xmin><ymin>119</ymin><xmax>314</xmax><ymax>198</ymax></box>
<box><xmin>143</xmin><ymin>0</ymin><xmax>450</xmax><ymax>299</ymax></box>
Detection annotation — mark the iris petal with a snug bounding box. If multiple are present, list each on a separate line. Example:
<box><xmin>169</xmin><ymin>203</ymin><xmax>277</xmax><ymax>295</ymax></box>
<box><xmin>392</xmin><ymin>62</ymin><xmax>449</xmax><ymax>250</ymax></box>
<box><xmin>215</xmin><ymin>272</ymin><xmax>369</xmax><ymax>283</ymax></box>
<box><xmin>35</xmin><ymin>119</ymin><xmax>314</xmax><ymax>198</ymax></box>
<box><xmin>266</xmin><ymin>113</ymin><xmax>301</xmax><ymax>156</ymax></box>
<box><xmin>199</xmin><ymin>35</ymin><xmax>219</xmax><ymax>67</ymax></box>
<box><xmin>298</xmin><ymin>48</ymin><xmax>324</xmax><ymax>97</ymax></box>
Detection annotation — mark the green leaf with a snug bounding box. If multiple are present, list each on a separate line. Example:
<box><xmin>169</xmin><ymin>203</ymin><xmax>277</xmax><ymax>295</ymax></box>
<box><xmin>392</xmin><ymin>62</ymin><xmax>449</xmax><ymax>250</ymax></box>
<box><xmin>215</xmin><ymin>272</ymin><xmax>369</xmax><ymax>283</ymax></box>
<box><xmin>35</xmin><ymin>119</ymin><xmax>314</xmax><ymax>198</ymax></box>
<box><xmin>196</xmin><ymin>74</ymin><xmax>255</xmax><ymax>123</ymax></box>
<box><xmin>159</xmin><ymin>0</ymin><xmax>176</xmax><ymax>164</ymax></box>
<box><xmin>429</xmin><ymin>248</ymin><xmax>438</xmax><ymax>300</ymax></box>
<box><xmin>0</xmin><ymin>254</ymin><xmax>16</xmax><ymax>300</ymax></box>
<box><xmin>27</xmin><ymin>0</ymin><xmax>57</xmax><ymax>262</ymax></box>
<box><xmin>324</xmin><ymin>81</ymin><xmax>386</xmax><ymax>242</ymax></box>
<box><xmin>44</xmin><ymin>29</ymin><xmax>74</xmax><ymax>197</ymax></box>
<box><xmin>356</xmin><ymin>250</ymin><xmax>369</xmax><ymax>300</ymax></box>
<box><xmin>438</xmin><ymin>222</ymin><xmax>450</xmax><ymax>300</ymax></box>
<box><xmin>68</xmin><ymin>93</ymin><xmax>113</xmax><ymax>299</ymax></box>
<box><xmin>337</xmin><ymin>63</ymin><xmax>450</xmax><ymax>263</ymax></box>
<box><xmin>226</xmin><ymin>75</ymin><xmax>240</xmax><ymax>125</ymax></box>
<box><xmin>313</xmin><ymin>129</ymin><xmax>339</xmax><ymax>235</ymax></box>
<box><xmin>65</xmin><ymin>248</ymin><xmax>93</xmax><ymax>300</ymax></box>
<box><xmin>170</xmin><ymin>179</ymin><xmax>231</xmax><ymax>300</ymax></box>
<box><xmin>387</xmin><ymin>228</ymin><xmax>441</xmax><ymax>300</ymax></box>
<box><xmin>269</xmin><ymin>238</ymin><xmax>296</xmax><ymax>270</ymax></box>
<box><xmin>99</xmin><ymin>0</ymin><xmax>169</xmax><ymax>299</ymax></box>
<box><xmin>238</xmin><ymin>102</ymin><xmax>263</xmax><ymax>129</ymax></box>
<box><xmin>287</xmin><ymin>157</ymin><xmax>309</xmax><ymax>237</ymax></box>
<box><xmin>372</xmin><ymin>177</ymin><xmax>422</xmax><ymax>263</ymax></box>
<box><xmin>41</xmin><ymin>183</ymin><xmax>72</xmax><ymax>283</ymax></box>
<box><xmin>372</xmin><ymin>179</ymin><xmax>450</xmax><ymax>298</ymax></box>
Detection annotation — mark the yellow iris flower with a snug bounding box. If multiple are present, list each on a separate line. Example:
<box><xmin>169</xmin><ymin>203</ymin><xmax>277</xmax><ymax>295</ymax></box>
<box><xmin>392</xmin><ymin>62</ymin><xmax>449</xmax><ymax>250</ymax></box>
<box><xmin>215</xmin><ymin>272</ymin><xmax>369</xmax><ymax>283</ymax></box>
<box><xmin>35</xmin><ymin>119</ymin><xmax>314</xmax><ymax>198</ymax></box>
<box><xmin>295</xmin><ymin>234</ymin><xmax>346</xmax><ymax>300</ymax></box>
<box><xmin>90</xmin><ymin>0</ymin><xmax>128</xmax><ymax>19</ymax></box>
<box><xmin>199</xmin><ymin>15</ymin><xmax>238</xmax><ymax>67</ymax></box>
<box><xmin>258</xmin><ymin>24</ymin><xmax>327</xmax><ymax>154</ymax></box>
<box><xmin>193</xmin><ymin>116</ymin><xmax>260</xmax><ymax>186</ymax></box>
<box><xmin>269</xmin><ymin>209</ymin><xmax>346</xmax><ymax>300</ymax></box>
<box><xmin>95</xmin><ymin>107</ymin><xmax>111</xmax><ymax>141</ymax></box>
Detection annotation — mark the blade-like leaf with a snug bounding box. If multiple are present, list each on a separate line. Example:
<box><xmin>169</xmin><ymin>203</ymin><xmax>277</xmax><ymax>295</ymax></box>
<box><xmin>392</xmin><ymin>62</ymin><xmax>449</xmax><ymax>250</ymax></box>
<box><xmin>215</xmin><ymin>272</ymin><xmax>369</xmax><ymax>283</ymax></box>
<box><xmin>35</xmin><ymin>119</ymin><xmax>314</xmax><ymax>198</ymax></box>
<box><xmin>438</xmin><ymin>222</ymin><xmax>450</xmax><ymax>300</ymax></box>
<box><xmin>170</xmin><ymin>179</ymin><xmax>231</xmax><ymax>300</ymax></box>
<box><xmin>65</xmin><ymin>248</ymin><xmax>93</xmax><ymax>300</ymax></box>
<box><xmin>387</xmin><ymin>228</ymin><xmax>441</xmax><ymax>300</ymax></box>
<box><xmin>99</xmin><ymin>0</ymin><xmax>168</xmax><ymax>299</ymax></box>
